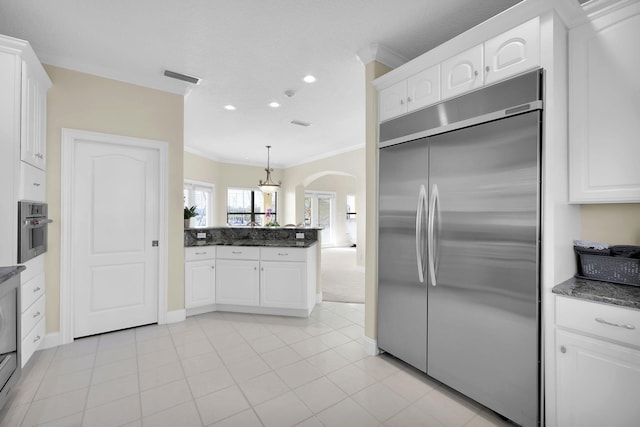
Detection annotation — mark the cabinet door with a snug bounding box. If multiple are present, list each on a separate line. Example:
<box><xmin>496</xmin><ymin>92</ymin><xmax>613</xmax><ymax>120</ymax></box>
<box><xmin>441</xmin><ymin>44</ymin><xmax>483</xmax><ymax>100</ymax></box>
<box><xmin>20</xmin><ymin>61</ymin><xmax>47</xmax><ymax>170</ymax></box>
<box><xmin>185</xmin><ymin>259</ymin><xmax>215</xmax><ymax>308</ymax></box>
<box><xmin>260</xmin><ymin>261</ymin><xmax>306</xmax><ymax>309</ymax></box>
<box><xmin>216</xmin><ymin>260</ymin><xmax>259</xmax><ymax>306</ymax></box>
<box><xmin>569</xmin><ymin>3</ymin><xmax>640</xmax><ymax>203</ymax></box>
<box><xmin>556</xmin><ymin>330</ymin><xmax>640</xmax><ymax>427</ymax></box>
<box><xmin>484</xmin><ymin>17</ymin><xmax>540</xmax><ymax>85</ymax></box>
<box><xmin>19</xmin><ymin>161</ymin><xmax>46</xmax><ymax>201</ymax></box>
<box><xmin>379</xmin><ymin>80</ymin><xmax>407</xmax><ymax>122</ymax></box>
<box><xmin>407</xmin><ymin>65</ymin><xmax>440</xmax><ymax>112</ymax></box>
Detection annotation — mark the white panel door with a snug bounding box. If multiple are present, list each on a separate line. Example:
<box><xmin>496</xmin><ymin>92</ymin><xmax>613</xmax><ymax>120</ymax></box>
<box><xmin>407</xmin><ymin>65</ymin><xmax>441</xmax><ymax>112</ymax></box>
<box><xmin>378</xmin><ymin>80</ymin><xmax>407</xmax><ymax>122</ymax></box>
<box><xmin>73</xmin><ymin>140</ymin><xmax>159</xmax><ymax>337</ymax></box>
<box><xmin>215</xmin><ymin>260</ymin><xmax>260</xmax><ymax>306</ymax></box>
<box><xmin>260</xmin><ymin>261</ymin><xmax>306</xmax><ymax>309</ymax></box>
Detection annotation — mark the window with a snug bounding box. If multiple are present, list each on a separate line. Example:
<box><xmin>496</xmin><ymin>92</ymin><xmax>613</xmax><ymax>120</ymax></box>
<box><xmin>184</xmin><ymin>180</ymin><xmax>214</xmax><ymax>227</ymax></box>
<box><xmin>227</xmin><ymin>188</ymin><xmax>277</xmax><ymax>226</ymax></box>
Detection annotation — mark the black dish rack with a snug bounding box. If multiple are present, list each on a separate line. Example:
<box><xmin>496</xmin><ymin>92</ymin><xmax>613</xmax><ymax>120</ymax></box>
<box><xmin>574</xmin><ymin>245</ymin><xmax>640</xmax><ymax>286</ymax></box>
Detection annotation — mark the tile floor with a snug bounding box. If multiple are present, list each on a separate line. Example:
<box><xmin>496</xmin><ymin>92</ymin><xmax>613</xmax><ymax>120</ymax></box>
<box><xmin>0</xmin><ymin>302</ymin><xmax>515</xmax><ymax>427</ymax></box>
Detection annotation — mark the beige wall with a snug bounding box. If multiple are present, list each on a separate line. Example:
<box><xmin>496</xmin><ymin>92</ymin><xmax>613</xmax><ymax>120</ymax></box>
<box><xmin>45</xmin><ymin>65</ymin><xmax>185</xmax><ymax>333</ymax></box>
<box><xmin>364</xmin><ymin>61</ymin><xmax>392</xmax><ymax>340</ymax></box>
<box><xmin>581</xmin><ymin>204</ymin><xmax>640</xmax><ymax>245</ymax></box>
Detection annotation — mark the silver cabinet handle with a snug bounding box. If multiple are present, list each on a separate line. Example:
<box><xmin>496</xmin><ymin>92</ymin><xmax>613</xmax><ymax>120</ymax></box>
<box><xmin>277</xmin><ymin>253</ymin><xmax>288</xmax><ymax>256</ymax></box>
<box><xmin>195</xmin><ymin>252</ymin><xmax>207</xmax><ymax>255</ymax></box>
<box><xmin>415</xmin><ymin>185</ymin><xmax>427</xmax><ymax>284</ymax></box>
<box><xmin>232</xmin><ymin>251</ymin><xmax>242</xmax><ymax>254</ymax></box>
<box><xmin>427</xmin><ymin>184</ymin><xmax>439</xmax><ymax>287</ymax></box>
<box><xmin>33</xmin><ymin>287</ymin><xmax>41</xmax><ymax>292</ymax></box>
<box><xmin>595</xmin><ymin>317</ymin><xmax>636</xmax><ymax>330</ymax></box>
<box><xmin>33</xmin><ymin>182</ymin><xmax>41</xmax><ymax>187</ymax></box>
<box><xmin>400</xmin><ymin>99</ymin><xmax>405</xmax><ymax>105</ymax></box>
<box><xmin>407</xmin><ymin>96</ymin><xmax>412</xmax><ymax>103</ymax></box>
<box><xmin>33</xmin><ymin>311</ymin><xmax>41</xmax><ymax>318</ymax></box>
<box><xmin>33</xmin><ymin>335</ymin><xmax>41</xmax><ymax>343</ymax></box>
<box><xmin>560</xmin><ymin>345</ymin><xmax>566</xmax><ymax>354</ymax></box>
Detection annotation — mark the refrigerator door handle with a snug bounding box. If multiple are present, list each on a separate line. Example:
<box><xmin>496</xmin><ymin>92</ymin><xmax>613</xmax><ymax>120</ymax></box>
<box><xmin>428</xmin><ymin>184</ymin><xmax>439</xmax><ymax>287</ymax></box>
<box><xmin>415</xmin><ymin>185</ymin><xmax>427</xmax><ymax>283</ymax></box>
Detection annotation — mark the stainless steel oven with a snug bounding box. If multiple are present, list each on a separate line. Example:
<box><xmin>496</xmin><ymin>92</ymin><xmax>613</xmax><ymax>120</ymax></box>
<box><xmin>18</xmin><ymin>201</ymin><xmax>51</xmax><ymax>264</ymax></box>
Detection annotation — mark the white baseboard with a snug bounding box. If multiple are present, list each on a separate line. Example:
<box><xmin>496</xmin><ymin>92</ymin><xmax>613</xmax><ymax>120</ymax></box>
<box><xmin>316</xmin><ymin>292</ymin><xmax>323</xmax><ymax>303</ymax></box>
<box><xmin>164</xmin><ymin>309</ymin><xmax>186</xmax><ymax>324</ymax></box>
<box><xmin>363</xmin><ymin>335</ymin><xmax>379</xmax><ymax>356</ymax></box>
<box><xmin>42</xmin><ymin>332</ymin><xmax>61</xmax><ymax>350</ymax></box>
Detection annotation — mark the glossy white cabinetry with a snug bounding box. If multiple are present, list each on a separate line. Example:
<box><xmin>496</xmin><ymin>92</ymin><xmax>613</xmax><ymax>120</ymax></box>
<box><xmin>184</xmin><ymin>243</ymin><xmax>317</xmax><ymax>317</ymax></box>
<box><xmin>379</xmin><ymin>17</ymin><xmax>540</xmax><ymax>121</ymax></box>
<box><xmin>378</xmin><ymin>65</ymin><xmax>441</xmax><ymax>122</ymax></box>
<box><xmin>20</xmin><ymin>60</ymin><xmax>47</xmax><ymax>170</ymax></box>
<box><xmin>19</xmin><ymin>161</ymin><xmax>46</xmax><ymax>202</ymax></box>
<box><xmin>20</xmin><ymin>255</ymin><xmax>46</xmax><ymax>367</ymax></box>
<box><xmin>441</xmin><ymin>45</ymin><xmax>484</xmax><ymax>99</ymax></box>
<box><xmin>555</xmin><ymin>296</ymin><xmax>640</xmax><ymax>426</ymax></box>
<box><xmin>184</xmin><ymin>247</ymin><xmax>216</xmax><ymax>311</ymax></box>
<box><xmin>484</xmin><ymin>17</ymin><xmax>540</xmax><ymax>85</ymax></box>
<box><xmin>569</xmin><ymin>1</ymin><xmax>640</xmax><ymax>203</ymax></box>
<box><xmin>215</xmin><ymin>247</ymin><xmax>260</xmax><ymax>307</ymax></box>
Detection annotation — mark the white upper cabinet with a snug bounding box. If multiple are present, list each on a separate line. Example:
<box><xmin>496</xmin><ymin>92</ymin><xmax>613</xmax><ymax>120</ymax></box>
<box><xmin>20</xmin><ymin>60</ymin><xmax>48</xmax><ymax>170</ymax></box>
<box><xmin>569</xmin><ymin>1</ymin><xmax>640</xmax><ymax>203</ymax></box>
<box><xmin>441</xmin><ymin>45</ymin><xmax>484</xmax><ymax>99</ymax></box>
<box><xmin>379</xmin><ymin>65</ymin><xmax>441</xmax><ymax>122</ymax></box>
<box><xmin>484</xmin><ymin>17</ymin><xmax>540</xmax><ymax>85</ymax></box>
<box><xmin>407</xmin><ymin>65</ymin><xmax>441</xmax><ymax>112</ymax></box>
<box><xmin>379</xmin><ymin>80</ymin><xmax>407</xmax><ymax>122</ymax></box>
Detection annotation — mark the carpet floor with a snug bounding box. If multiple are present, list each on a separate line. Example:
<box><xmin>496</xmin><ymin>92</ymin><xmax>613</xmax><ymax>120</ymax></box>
<box><xmin>320</xmin><ymin>247</ymin><xmax>365</xmax><ymax>304</ymax></box>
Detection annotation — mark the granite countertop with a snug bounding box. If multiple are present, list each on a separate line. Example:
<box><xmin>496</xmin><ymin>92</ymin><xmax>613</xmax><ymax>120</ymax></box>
<box><xmin>553</xmin><ymin>277</ymin><xmax>640</xmax><ymax>310</ymax></box>
<box><xmin>188</xmin><ymin>239</ymin><xmax>316</xmax><ymax>248</ymax></box>
<box><xmin>0</xmin><ymin>265</ymin><xmax>27</xmax><ymax>285</ymax></box>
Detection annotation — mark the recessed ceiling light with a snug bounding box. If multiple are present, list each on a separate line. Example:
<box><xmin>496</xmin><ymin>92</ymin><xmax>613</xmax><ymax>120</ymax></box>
<box><xmin>303</xmin><ymin>75</ymin><xmax>317</xmax><ymax>83</ymax></box>
<box><xmin>269</xmin><ymin>102</ymin><xmax>280</xmax><ymax>108</ymax></box>
<box><xmin>224</xmin><ymin>105</ymin><xmax>236</xmax><ymax>111</ymax></box>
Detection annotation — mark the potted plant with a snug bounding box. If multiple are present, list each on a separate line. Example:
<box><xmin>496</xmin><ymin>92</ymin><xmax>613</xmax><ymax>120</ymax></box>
<box><xmin>184</xmin><ymin>206</ymin><xmax>197</xmax><ymax>228</ymax></box>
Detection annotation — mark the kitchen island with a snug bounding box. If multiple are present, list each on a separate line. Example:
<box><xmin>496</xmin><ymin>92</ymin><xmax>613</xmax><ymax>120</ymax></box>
<box><xmin>184</xmin><ymin>227</ymin><xmax>320</xmax><ymax>317</ymax></box>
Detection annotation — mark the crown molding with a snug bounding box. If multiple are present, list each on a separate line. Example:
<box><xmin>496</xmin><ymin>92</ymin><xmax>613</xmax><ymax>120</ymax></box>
<box><xmin>356</xmin><ymin>43</ymin><xmax>407</xmax><ymax>69</ymax></box>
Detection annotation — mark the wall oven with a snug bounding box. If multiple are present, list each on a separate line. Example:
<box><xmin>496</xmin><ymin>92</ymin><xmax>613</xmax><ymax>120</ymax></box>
<box><xmin>18</xmin><ymin>201</ymin><xmax>51</xmax><ymax>264</ymax></box>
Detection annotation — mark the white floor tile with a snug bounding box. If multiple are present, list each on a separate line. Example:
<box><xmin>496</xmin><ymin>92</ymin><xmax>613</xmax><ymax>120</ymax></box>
<box><xmin>138</xmin><ymin>347</ymin><xmax>179</xmax><ymax>372</ymax></box>
<box><xmin>186</xmin><ymin>366</ymin><xmax>235</xmax><ymax>398</ymax></box>
<box><xmin>253</xmin><ymin>391</ymin><xmax>313</xmax><ymax>427</ymax></box>
<box><xmin>195</xmin><ymin>385</ymin><xmax>250</xmax><ymax>425</ymax></box>
<box><xmin>294</xmin><ymin>376</ymin><xmax>347</xmax><ymax>413</ymax></box>
<box><xmin>326</xmin><ymin>364</ymin><xmax>377</xmax><ymax>395</ymax></box>
<box><xmin>91</xmin><ymin>356</ymin><xmax>138</xmax><ymax>385</ymax></box>
<box><xmin>180</xmin><ymin>350</ymin><xmax>224</xmax><ymax>377</ymax></box>
<box><xmin>382</xmin><ymin>403</ymin><xmax>445</xmax><ymax>427</ymax></box>
<box><xmin>226</xmin><ymin>354</ymin><xmax>271</xmax><ymax>382</ymax></box>
<box><xmin>142</xmin><ymin>400</ymin><xmax>202</xmax><ymax>427</ymax></box>
<box><xmin>82</xmin><ymin>395</ymin><xmax>141</xmax><ymax>427</ymax></box>
<box><xmin>140</xmin><ymin>378</ymin><xmax>192</xmax><ymax>417</ymax></box>
<box><xmin>35</xmin><ymin>369</ymin><xmax>93</xmax><ymax>400</ymax></box>
<box><xmin>261</xmin><ymin>346</ymin><xmax>303</xmax><ymax>370</ymax></box>
<box><xmin>316</xmin><ymin>397</ymin><xmax>379</xmax><ymax>427</ymax></box>
<box><xmin>380</xmin><ymin>369</ymin><xmax>435</xmax><ymax>403</ymax></box>
<box><xmin>247</xmin><ymin>334</ymin><xmax>287</xmax><ymax>354</ymax></box>
<box><xmin>210</xmin><ymin>408</ymin><xmax>263</xmax><ymax>427</ymax></box>
<box><xmin>354</xmin><ymin>355</ymin><xmax>400</xmax><ymax>381</ymax></box>
<box><xmin>351</xmin><ymin>382</ymin><xmax>409</xmax><ymax>422</ymax></box>
<box><xmin>86</xmin><ymin>373</ymin><xmax>139</xmax><ymax>408</ymax></box>
<box><xmin>275</xmin><ymin>360</ymin><xmax>323</xmax><ymax>389</ymax></box>
<box><xmin>21</xmin><ymin>388</ymin><xmax>88</xmax><ymax>426</ymax></box>
<box><xmin>413</xmin><ymin>388</ymin><xmax>480</xmax><ymax>427</ymax></box>
<box><xmin>138</xmin><ymin>360</ymin><xmax>186</xmax><ymax>391</ymax></box>
<box><xmin>289</xmin><ymin>336</ymin><xmax>330</xmax><ymax>358</ymax></box>
<box><xmin>305</xmin><ymin>349</ymin><xmax>351</xmax><ymax>375</ymax></box>
<box><xmin>238</xmin><ymin>371</ymin><xmax>290</xmax><ymax>406</ymax></box>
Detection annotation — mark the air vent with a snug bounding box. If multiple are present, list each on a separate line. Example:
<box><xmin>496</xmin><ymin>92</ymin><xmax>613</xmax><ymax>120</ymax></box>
<box><xmin>290</xmin><ymin>120</ymin><xmax>311</xmax><ymax>127</ymax></box>
<box><xmin>163</xmin><ymin>70</ymin><xmax>201</xmax><ymax>85</ymax></box>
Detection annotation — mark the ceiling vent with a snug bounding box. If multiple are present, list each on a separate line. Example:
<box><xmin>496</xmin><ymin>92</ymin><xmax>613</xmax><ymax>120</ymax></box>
<box><xmin>163</xmin><ymin>69</ymin><xmax>201</xmax><ymax>85</ymax></box>
<box><xmin>290</xmin><ymin>120</ymin><xmax>311</xmax><ymax>127</ymax></box>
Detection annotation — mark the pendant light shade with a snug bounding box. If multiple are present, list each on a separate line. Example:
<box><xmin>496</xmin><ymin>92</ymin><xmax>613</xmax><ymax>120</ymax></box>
<box><xmin>259</xmin><ymin>145</ymin><xmax>281</xmax><ymax>193</ymax></box>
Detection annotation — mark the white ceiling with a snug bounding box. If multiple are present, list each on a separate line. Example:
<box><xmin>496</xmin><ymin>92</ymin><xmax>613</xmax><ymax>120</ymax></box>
<box><xmin>0</xmin><ymin>0</ymin><xmax>521</xmax><ymax>168</ymax></box>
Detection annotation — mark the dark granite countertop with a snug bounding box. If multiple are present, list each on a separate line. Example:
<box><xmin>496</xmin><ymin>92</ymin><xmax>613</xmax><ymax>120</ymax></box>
<box><xmin>0</xmin><ymin>266</ymin><xmax>26</xmax><ymax>285</ymax></box>
<box><xmin>187</xmin><ymin>239</ymin><xmax>316</xmax><ymax>248</ymax></box>
<box><xmin>553</xmin><ymin>277</ymin><xmax>640</xmax><ymax>310</ymax></box>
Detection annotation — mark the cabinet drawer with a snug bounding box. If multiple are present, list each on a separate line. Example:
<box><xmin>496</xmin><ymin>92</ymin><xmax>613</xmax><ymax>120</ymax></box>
<box><xmin>22</xmin><ymin>317</ymin><xmax>45</xmax><ymax>368</ymax></box>
<box><xmin>185</xmin><ymin>246</ymin><xmax>216</xmax><ymax>261</ymax></box>
<box><xmin>20</xmin><ymin>254</ymin><xmax>45</xmax><ymax>284</ymax></box>
<box><xmin>556</xmin><ymin>296</ymin><xmax>640</xmax><ymax>348</ymax></box>
<box><xmin>19</xmin><ymin>161</ymin><xmax>46</xmax><ymax>202</ymax></box>
<box><xmin>261</xmin><ymin>247</ymin><xmax>306</xmax><ymax>262</ymax></box>
<box><xmin>217</xmin><ymin>246</ymin><xmax>259</xmax><ymax>260</ymax></box>
<box><xmin>21</xmin><ymin>271</ymin><xmax>45</xmax><ymax>312</ymax></box>
<box><xmin>22</xmin><ymin>295</ymin><xmax>45</xmax><ymax>340</ymax></box>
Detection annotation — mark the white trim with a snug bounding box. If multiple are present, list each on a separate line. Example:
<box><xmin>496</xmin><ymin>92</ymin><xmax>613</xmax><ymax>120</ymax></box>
<box><xmin>164</xmin><ymin>309</ymin><xmax>187</xmax><ymax>324</ymax></box>
<box><xmin>316</xmin><ymin>292</ymin><xmax>323</xmax><ymax>303</ymax></box>
<box><xmin>356</xmin><ymin>43</ymin><xmax>408</xmax><ymax>69</ymax></box>
<box><xmin>362</xmin><ymin>336</ymin><xmax>379</xmax><ymax>356</ymax></box>
<box><xmin>60</xmin><ymin>128</ymin><xmax>169</xmax><ymax>344</ymax></box>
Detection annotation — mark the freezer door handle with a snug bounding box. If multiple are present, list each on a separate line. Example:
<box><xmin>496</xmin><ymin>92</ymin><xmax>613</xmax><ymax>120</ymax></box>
<box><xmin>415</xmin><ymin>185</ymin><xmax>427</xmax><ymax>283</ymax></box>
<box><xmin>428</xmin><ymin>184</ymin><xmax>439</xmax><ymax>287</ymax></box>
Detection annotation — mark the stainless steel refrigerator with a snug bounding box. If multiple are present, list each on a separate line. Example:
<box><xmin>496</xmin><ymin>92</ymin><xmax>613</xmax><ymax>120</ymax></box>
<box><xmin>378</xmin><ymin>70</ymin><xmax>542</xmax><ymax>427</ymax></box>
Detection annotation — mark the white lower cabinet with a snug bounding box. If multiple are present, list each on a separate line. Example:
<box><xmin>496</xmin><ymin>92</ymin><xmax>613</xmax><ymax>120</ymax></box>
<box><xmin>216</xmin><ymin>259</ymin><xmax>260</xmax><ymax>306</ymax></box>
<box><xmin>555</xmin><ymin>296</ymin><xmax>640</xmax><ymax>426</ymax></box>
<box><xmin>184</xmin><ymin>247</ymin><xmax>216</xmax><ymax>310</ymax></box>
<box><xmin>20</xmin><ymin>254</ymin><xmax>46</xmax><ymax>367</ymax></box>
<box><xmin>185</xmin><ymin>244</ymin><xmax>317</xmax><ymax>317</ymax></box>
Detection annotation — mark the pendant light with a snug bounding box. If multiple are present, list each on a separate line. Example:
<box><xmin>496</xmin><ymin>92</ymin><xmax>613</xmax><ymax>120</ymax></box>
<box><xmin>258</xmin><ymin>145</ymin><xmax>281</xmax><ymax>193</ymax></box>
